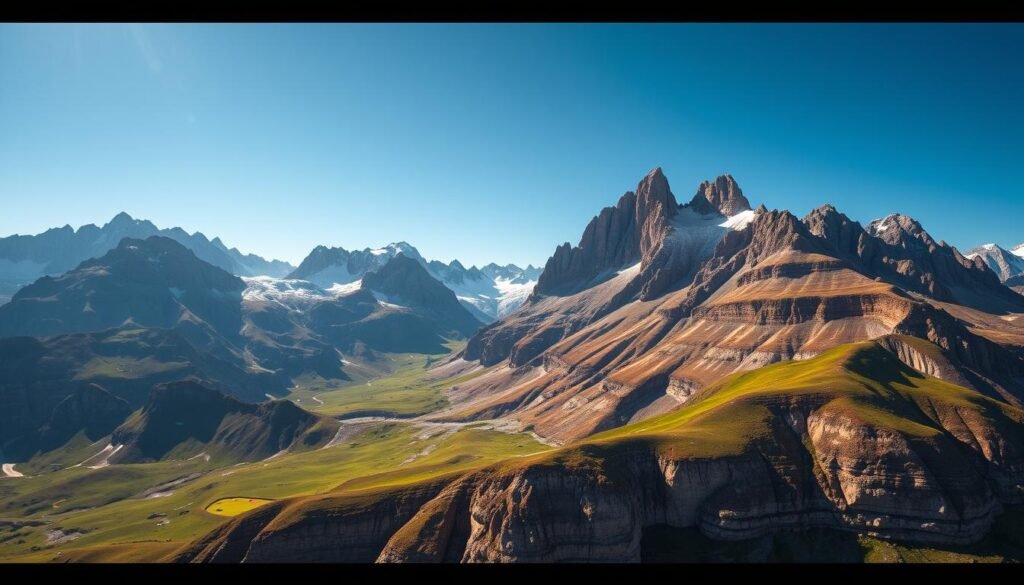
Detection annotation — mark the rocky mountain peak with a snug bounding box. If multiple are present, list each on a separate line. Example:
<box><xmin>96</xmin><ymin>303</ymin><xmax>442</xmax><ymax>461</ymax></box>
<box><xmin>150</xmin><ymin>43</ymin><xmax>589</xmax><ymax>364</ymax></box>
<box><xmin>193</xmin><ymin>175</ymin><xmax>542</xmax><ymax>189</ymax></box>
<box><xmin>689</xmin><ymin>174</ymin><xmax>751</xmax><ymax>216</ymax></box>
<box><xmin>802</xmin><ymin>204</ymin><xmax>860</xmax><ymax>240</ymax></box>
<box><xmin>635</xmin><ymin>167</ymin><xmax>679</xmax><ymax>223</ymax></box>
<box><xmin>362</xmin><ymin>254</ymin><xmax>456</xmax><ymax>307</ymax></box>
<box><xmin>964</xmin><ymin>242</ymin><xmax>1024</xmax><ymax>283</ymax></box>
<box><xmin>867</xmin><ymin>213</ymin><xmax>931</xmax><ymax>246</ymax></box>
<box><xmin>107</xmin><ymin>211</ymin><xmax>137</xmax><ymax>226</ymax></box>
<box><xmin>361</xmin><ymin>254</ymin><xmax>482</xmax><ymax>336</ymax></box>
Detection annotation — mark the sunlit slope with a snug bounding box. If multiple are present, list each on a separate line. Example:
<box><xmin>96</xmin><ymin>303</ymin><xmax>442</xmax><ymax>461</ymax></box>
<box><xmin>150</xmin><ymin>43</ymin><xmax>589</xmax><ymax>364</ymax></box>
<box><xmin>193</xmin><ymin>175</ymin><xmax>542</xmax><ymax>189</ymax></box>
<box><xmin>179</xmin><ymin>338</ymin><xmax>1024</xmax><ymax>562</ymax></box>
<box><xmin>0</xmin><ymin>421</ymin><xmax>547</xmax><ymax>562</ymax></box>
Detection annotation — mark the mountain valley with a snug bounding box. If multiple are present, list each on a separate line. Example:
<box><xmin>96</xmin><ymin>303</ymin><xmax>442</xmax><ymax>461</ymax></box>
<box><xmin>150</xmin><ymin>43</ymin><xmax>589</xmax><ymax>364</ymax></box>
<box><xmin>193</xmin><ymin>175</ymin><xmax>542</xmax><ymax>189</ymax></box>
<box><xmin>2</xmin><ymin>168</ymin><xmax>1024</xmax><ymax>564</ymax></box>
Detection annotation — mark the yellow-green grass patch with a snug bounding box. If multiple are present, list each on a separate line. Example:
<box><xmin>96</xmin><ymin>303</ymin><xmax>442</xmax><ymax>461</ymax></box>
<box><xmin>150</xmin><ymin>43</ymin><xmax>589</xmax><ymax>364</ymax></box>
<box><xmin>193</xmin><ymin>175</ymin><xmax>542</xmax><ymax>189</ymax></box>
<box><xmin>204</xmin><ymin>497</ymin><xmax>275</xmax><ymax>517</ymax></box>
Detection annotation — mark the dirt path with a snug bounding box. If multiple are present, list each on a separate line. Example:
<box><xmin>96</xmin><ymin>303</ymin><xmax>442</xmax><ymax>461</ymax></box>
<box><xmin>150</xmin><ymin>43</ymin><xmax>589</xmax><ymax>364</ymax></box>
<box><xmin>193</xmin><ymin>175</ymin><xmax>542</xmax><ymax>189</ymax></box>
<box><xmin>72</xmin><ymin>443</ymin><xmax>124</xmax><ymax>469</ymax></box>
<box><xmin>2</xmin><ymin>463</ymin><xmax>24</xmax><ymax>478</ymax></box>
<box><xmin>327</xmin><ymin>415</ymin><xmax>562</xmax><ymax>448</ymax></box>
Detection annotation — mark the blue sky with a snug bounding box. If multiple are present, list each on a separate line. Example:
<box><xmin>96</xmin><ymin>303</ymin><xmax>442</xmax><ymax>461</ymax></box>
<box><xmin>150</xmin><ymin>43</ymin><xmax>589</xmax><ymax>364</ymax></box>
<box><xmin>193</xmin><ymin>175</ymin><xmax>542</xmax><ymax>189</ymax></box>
<box><xmin>1</xmin><ymin>24</ymin><xmax>1022</xmax><ymax>267</ymax></box>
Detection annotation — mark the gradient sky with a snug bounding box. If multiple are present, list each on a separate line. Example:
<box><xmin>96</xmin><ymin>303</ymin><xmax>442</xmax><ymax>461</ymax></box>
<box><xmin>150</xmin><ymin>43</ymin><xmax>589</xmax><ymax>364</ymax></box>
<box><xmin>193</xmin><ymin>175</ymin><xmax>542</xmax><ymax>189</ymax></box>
<box><xmin>1</xmin><ymin>24</ymin><xmax>1022</xmax><ymax>267</ymax></box>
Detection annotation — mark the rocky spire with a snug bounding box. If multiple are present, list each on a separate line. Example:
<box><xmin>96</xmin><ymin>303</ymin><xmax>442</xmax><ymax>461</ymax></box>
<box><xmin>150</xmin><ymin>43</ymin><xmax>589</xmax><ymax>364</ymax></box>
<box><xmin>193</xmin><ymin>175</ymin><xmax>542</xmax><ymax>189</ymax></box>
<box><xmin>534</xmin><ymin>167</ymin><xmax>678</xmax><ymax>297</ymax></box>
<box><xmin>688</xmin><ymin>174</ymin><xmax>751</xmax><ymax>216</ymax></box>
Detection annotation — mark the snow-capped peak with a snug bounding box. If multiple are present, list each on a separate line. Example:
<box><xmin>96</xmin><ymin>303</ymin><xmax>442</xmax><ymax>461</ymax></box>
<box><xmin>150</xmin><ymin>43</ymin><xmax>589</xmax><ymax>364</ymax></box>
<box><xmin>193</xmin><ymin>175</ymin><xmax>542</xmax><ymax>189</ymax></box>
<box><xmin>1012</xmin><ymin>243</ymin><xmax>1024</xmax><ymax>259</ymax></box>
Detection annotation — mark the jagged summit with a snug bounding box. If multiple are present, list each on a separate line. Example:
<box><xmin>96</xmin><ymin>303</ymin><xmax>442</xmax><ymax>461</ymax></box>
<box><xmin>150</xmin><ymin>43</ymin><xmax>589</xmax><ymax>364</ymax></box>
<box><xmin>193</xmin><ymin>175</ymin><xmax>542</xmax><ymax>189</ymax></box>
<box><xmin>533</xmin><ymin>170</ymin><xmax>756</xmax><ymax>299</ymax></box>
<box><xmin>866</xmin><ymin>213</ymin><xmax>930</xmax><ymax>243</ymax></box>
<box><xmin>688</xmin><ymin>173</ymin><xmax>751</xmax><ymax>216</ymax></box>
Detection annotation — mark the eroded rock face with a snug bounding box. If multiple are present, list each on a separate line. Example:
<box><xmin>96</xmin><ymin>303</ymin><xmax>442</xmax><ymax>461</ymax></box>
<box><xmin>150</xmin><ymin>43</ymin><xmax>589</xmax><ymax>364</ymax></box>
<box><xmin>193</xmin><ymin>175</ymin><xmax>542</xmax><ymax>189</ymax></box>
<box><xmin>179</xmin><ymin>483</ymin><xmax>449</xmax><ymax>563</ymax></box>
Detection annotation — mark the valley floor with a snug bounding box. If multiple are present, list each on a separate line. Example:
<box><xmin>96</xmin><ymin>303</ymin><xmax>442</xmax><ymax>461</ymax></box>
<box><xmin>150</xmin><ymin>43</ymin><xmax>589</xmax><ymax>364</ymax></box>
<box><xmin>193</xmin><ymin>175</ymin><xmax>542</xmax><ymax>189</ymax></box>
<box><xmin>0</xmin><ymin>345</ymin><xmax>548</xmax><ymax>563</ymax></box>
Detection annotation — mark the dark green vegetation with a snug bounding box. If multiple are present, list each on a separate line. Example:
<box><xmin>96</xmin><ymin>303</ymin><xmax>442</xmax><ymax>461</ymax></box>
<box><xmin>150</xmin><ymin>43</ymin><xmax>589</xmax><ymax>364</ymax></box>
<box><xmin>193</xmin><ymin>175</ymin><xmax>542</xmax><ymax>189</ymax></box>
<box><xmin>0</xmin><ymin>328</ymin><xmax>278</xmax><ymax>460</ymax></box>
<box><xmin>111</xmin><ymin>380</ymin><xmax>339</xmax><ymax>464</ymax></box>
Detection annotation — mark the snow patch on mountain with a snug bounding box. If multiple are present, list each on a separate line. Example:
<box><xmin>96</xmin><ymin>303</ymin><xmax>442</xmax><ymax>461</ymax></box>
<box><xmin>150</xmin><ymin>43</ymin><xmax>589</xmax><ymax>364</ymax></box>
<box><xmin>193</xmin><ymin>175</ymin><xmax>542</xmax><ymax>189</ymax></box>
<box><xmin>868</xmin><ymin>214</ymin><xmax>901</xmax><ymax>235</ymax></box>
<box><xmin>719</xmin><ymin>208</ymin><xmax>756</xmax><ymax>230</ymax></box>
<box><xmin>242</xmin><ymin>276</ymin><xmax>335</xmax><ymax>308</ymax></box>
<box><xmin>327</xmin><ymin>280</ymin><xmax>362</xmax><ymax>296</ymax></box>
<box><xmin>437</xmin><ymin>271</ymin><xmax>537</xmax><ymax>320</ymax></box>
<box><xmin>617</xmin><ymin>262</ymin><xmax>642</xmax><ymax>276</ymax></box>
<box><xmin>667</xmin><ymin>207</ymin><xmax>731</xmax><ymax>258</ymax></box>
<box><xmin>305</xmin><ymin>264</ymin><xmax>359</xmax><ymax>289</ymax></box>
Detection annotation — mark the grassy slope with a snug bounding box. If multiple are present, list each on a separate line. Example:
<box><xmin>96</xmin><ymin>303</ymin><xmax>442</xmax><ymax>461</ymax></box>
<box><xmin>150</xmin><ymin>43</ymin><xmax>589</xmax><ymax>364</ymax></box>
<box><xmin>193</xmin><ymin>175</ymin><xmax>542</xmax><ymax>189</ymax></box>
<box><xmin>0</xmin><ymin>343</ymin><xmax>546</xmax><ymax>562</ymax></box>
<box><xmin>590</xmin><ymin>338</ymin><xmax>1023</xmax><ymax>454</ymax></box>
<box><xmin>287</xmin><ymin>340</ymin><xmax>493</xmax><ymax>418</ymax></box>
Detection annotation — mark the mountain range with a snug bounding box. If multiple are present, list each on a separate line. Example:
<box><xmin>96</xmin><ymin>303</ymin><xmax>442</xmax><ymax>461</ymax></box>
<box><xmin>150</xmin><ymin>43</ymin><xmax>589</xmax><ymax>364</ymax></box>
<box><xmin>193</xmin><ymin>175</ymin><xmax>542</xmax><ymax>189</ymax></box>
<box><xmin>0</xmin><ymin>213</ymin><xmax>542</xmax><ymax>322</ymax></box>
<box><xmin>288</xmin><ymin>241</ymin><xmax>540</xmax><ymax>321</ymax></box>
<box><xmin>966</xmin><ymin>242</ymin><xmax>1024</xmax><ymax>290</ymax></box>
<box><xmin>2</xmin><ymin>167</ymin><xmax>1024</xmax><ymax>563</ymax></box>
<box><xmin>0</xmin><ymin>212</ymin><xmax>295</xmax><ymax>304</ymax></box>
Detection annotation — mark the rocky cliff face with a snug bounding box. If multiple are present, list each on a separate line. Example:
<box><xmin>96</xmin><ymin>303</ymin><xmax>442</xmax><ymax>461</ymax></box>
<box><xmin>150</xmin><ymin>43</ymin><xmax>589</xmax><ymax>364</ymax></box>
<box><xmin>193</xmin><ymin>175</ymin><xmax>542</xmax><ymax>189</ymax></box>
<box><xmin>863</xmin><ymin>213</ymin><xmax>1022</xmax><ymax>311</ymax></box>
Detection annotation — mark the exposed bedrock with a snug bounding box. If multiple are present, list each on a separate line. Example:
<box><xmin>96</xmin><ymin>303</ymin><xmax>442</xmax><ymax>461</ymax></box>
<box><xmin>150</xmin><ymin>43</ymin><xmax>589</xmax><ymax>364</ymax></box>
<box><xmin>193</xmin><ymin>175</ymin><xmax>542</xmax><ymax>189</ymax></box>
<box><xmin>691</xmin><ymin>293</ymin><xmax>912</xmax><ymax>326</ymax></box>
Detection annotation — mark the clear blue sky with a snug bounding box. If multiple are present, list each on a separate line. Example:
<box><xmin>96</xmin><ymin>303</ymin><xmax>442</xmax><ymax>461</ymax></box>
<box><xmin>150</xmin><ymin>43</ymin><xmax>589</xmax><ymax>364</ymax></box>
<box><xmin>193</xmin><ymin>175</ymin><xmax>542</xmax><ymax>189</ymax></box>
<box><xmin>1</xmin><ymin>24</ymin><xmax>1022</xmax><ymax>267</ymax></box>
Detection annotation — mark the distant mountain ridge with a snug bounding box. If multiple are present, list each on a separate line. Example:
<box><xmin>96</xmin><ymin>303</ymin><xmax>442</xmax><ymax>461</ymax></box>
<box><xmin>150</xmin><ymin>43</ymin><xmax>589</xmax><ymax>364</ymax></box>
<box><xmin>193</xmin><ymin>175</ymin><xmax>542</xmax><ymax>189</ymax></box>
<box><xmin>0</xmin><ymin>236</ymin><xmax>247</xmax><ymax>339</ymax></box>
<box><xmin>0</xmin><ymin>212</ymin><xmax>294</xmax><ymax>303</ymax></box>
<box><xmin>966</xmin><ymin>242</ymin><xmax>1024</xmax><ymax>283</ymax></box>
<box><xmin>289</xmin><ymin>241</ymin><xmax>540</xmax><ymax>320</ymax></box>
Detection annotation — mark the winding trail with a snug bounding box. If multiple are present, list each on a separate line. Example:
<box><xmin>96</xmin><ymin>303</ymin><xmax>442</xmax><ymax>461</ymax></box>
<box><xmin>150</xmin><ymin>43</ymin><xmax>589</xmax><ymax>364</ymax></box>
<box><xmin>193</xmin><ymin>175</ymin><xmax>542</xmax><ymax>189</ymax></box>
<box><xmin>327</xmin><ymin>414</ymin><xmax>562</xmax><ymax>449</ymax></box>
<box><xmin>72</xmin><ymin>443</ymin><xmax>124</xmax><ymax>469</ymax></box>
<box><xmin>2</xmin><ymin>463</ymin><xmax>25</xmax><ymax>478</ymax></box>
